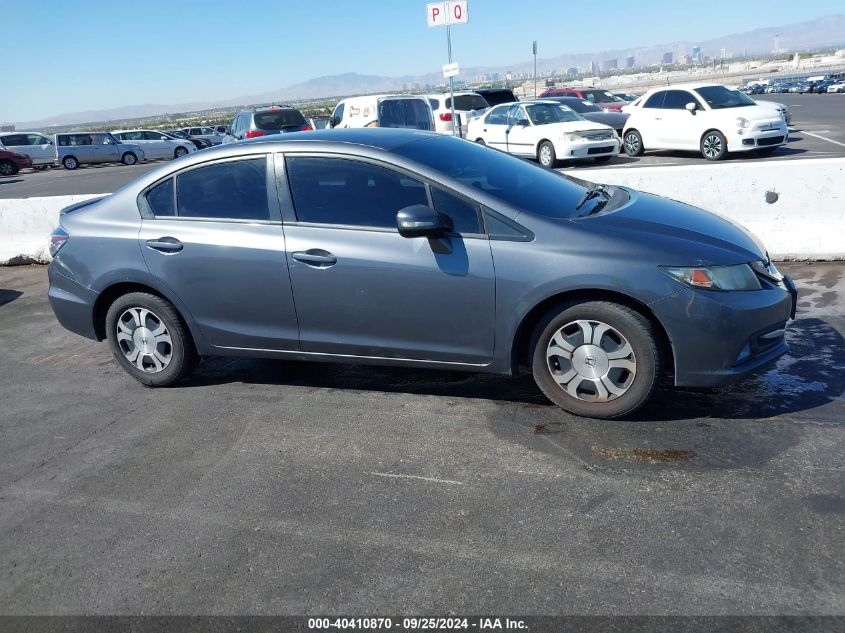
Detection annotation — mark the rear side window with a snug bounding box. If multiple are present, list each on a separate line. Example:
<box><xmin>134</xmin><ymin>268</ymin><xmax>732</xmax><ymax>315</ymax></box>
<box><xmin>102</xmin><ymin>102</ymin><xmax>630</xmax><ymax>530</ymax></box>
<box><xmin>431</xmin><ymin>188</ymin><xmax>481</xmax><ymax>234</ymax></box>
<box><xmin>448</xmin><ymin>95</ymin><xmax>489</xmax><ymax>110</ymax></box>
<box><xmin>286</xmin><ymin>157</ymin><xmax>428</xmax><ymax>228</ymax></box>
<box><xmin>176</xmin><ymin>158</ymin><xmax>269</xmax><ymax>221</ymax></box>
<box><xmin>643</xmin><ymin>92</ymin><xmax>666</xmax><ymax>108</ymax></box>
<box><xmin>253</xmin><ymin>110</ymin><xmax>306</xmax><ymax>130</ymax></box>
<box><xmin>378</xmin><ymin>99</ymin><xmax>432</xmax><ymax>130</ymax></box>
<box><xmin>480</xmin><ymin>90</ymin><xmax>516</xmax><ymax>105</ymax></box>
<box><xmin>146</xmin><ymin>178</ymin><xmax>176</xmax><ymax>217</ymax></box>
<box><xmin>662</xmin><ymin>90</ymin><xmax>700</xmax><ymax>109</ymax></box>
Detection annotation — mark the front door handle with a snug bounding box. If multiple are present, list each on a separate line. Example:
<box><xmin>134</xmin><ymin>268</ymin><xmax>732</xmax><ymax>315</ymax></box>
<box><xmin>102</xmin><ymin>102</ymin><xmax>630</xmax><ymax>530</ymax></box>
<box><xmin>146</xmin><ymin>237</ymin><xmax>183</xmax><ymax>253</ymax></box>
<box><xmin>291</xmin><ymin>249</ymin><xmax>337</xmax><ymax>267</ymax></box>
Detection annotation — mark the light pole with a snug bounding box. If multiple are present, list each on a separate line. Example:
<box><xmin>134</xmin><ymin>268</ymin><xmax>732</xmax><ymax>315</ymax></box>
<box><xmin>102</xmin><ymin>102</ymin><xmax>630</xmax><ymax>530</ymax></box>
<box><xmin>533</xmin><ymin>40</ymin><xmax>538</xmax><ymax>98</ymax></box>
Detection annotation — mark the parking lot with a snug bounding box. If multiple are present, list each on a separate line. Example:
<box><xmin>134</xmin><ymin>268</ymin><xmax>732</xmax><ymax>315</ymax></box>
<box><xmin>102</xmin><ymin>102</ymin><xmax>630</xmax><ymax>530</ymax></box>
<box><xmin>1</xmin><ymin>95</ymin><xmax>843</xmax><ymax>199</ymax></box>
<box><xmin>1</xmin><ymin>261</ymin><xmax>842</xmax><ymax>614</ymax></box>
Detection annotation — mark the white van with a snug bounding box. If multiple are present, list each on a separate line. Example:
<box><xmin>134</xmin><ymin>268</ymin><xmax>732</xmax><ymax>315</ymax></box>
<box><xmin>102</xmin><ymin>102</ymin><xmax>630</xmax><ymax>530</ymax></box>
<box><xmin>0</xmin><ymin>132</ymin><xmax>57</xmax><ymax>168</ymax></box>
<box><xmin>328</xmin><ymin>95</ymin><xmax>434</xmax><ymax>131</ymax></box>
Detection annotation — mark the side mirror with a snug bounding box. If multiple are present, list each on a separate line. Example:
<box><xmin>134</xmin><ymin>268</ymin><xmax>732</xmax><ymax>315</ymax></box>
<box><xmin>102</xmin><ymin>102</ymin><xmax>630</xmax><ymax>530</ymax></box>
<box><xmin>396</xmin><ymin>205</ymin><xmax>446</xmax><ymax>238</ymax></box>
<box><xmin>685</xmin><ymin>102</ymin><xmax>697</xmax><ymax>113</ymax></box>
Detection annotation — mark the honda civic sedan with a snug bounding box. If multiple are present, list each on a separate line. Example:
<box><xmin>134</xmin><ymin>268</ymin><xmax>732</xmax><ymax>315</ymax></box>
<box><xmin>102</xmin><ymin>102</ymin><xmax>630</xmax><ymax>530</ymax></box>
<box><xmin>48</xmin><ymin>130</ymin><xmax>797</xmax><ymax>419</ymax></box>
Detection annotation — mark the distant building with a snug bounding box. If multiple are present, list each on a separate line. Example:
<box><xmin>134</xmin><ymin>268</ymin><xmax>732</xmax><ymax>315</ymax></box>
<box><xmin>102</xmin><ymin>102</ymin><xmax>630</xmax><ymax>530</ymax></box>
<box><xmin>0</xmin><ymin>124</ymin><xmax>14</xmax><ymax>132</ymax></box>
<box><xmin>661</xmin><ymin>51</ymin><xmax>674</xmax><ymax>64</ymax></box>
<box><xmin>590</xmin><ymin>60</ymin><xmax>600</xmax><ymax>74</ymax></box>
<box><xmin>691</xmin><ymin>46</ymin><xmax>701</xmax><ymax>63</ymax></box>
<box><xmin>601</xmin><ymin>59</ymin><xmax>617</xmax><ymax>71</ymax></box>
<box><xmin>625</xmin><ymin>56</ymin><xmax>635</xmax><ymax>68</ymax></box>
<box><xmin>566</xmin><ymin>67</ymin><xmax>578</xmax><ymax>76</ymax></box>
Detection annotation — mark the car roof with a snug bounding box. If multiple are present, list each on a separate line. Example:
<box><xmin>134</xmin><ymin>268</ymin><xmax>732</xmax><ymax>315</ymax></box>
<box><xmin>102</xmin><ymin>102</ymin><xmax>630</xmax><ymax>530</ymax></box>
<box><xmin>241</xmin><ymin>128</ymin><xmax>439</xmax><ymax>151</ymax></box>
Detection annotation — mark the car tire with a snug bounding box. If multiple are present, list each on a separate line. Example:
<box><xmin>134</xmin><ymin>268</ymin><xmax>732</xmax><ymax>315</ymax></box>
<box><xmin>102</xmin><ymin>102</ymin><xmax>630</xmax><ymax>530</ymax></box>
<box><xmin>701</xmin><ymin>130</ymin><xmax>727</xmax><ymax>161</ymax></box>
<box><xmin>121</xmin><ymin>152</ymin><xmax>138</xmax><ymax>166</ymax></box>
<box><xmin>174</xmin><ymin>146</ymin><xmax>188</xmax><ymax>158</ymax></box>
<box><xmin>62</xmin><ymin>156</ymin><xmax>79</xmax><ymax>170</ymax></box>
<box><xmin>594</xmin><ymin>155</ymin><xmax>613</xmax><ymax>163</ymax></box>
<box><xmin>0</xmin><ymin>160</ymin><xmax>18</xmax><ymax>176</ymax></box>
<box><xmin>105</xmin><ymin>292</ymin><xmax>197</xmax><ymax>387</ymax></box>
<box><xmin>623</xmin><ymin>129</ymin><xmax>644</xmax><ymax>156</ymax></box>
<box><xmin>530</xmin><ymin>301</ymin><xmax>661</xmax><ymax>419</ymax></box>
<box><xmin>537</xmin><ymin>141</ymin><xmax>557</xmax><ymax>168</ymax></box>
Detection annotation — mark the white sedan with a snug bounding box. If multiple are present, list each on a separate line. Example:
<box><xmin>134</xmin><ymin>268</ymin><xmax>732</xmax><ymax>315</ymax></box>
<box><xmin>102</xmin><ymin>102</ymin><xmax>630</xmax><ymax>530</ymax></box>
<box><xmin>112</xmin><ymin>130</ymin><xmax>196</xmax><ymax>160</ymax></box>
<box><xmin>467</xmin><ymin>100</ymin><xmax>621</xmax><ymax>167</ymax></box>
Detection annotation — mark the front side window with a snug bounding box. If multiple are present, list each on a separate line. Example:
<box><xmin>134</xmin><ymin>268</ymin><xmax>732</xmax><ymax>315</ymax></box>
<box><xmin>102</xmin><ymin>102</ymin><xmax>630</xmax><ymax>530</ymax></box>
<box><xmin>286</xmin><ymin>157</ymin><xmax>428</xmax><ymax>228</ymax></box>
<box><xmin>485</xmin><ymin>105</ymin><xmax>509</xmax><ymax>125</ymax></box>
<box><xmin>176</xmin><ymin>158</ymin><xmax>269</xmax><ymax>221</ymax></box>
<box><xmin>662</xmin><ymin>90</ymin><xmax>701</xmax><ymax>109</ymax></box>
<box><xmin>28</xmin><ymin>134</ymin><xmax>50</xmax><ymax>145</ymax></box>
<box><xmin>526</xmin><ymin>103</ymin><xmax>582</xmax><ymax>125</ymax></box>
<box><xmin>143</xmin><ymin>131</ymin><xmax>166</xmax><ymax>140</ymax></box>
<box><xmin>431</xmin><ymin>188</ymin><xmax>481</xmax><ymax>234</ymax></box>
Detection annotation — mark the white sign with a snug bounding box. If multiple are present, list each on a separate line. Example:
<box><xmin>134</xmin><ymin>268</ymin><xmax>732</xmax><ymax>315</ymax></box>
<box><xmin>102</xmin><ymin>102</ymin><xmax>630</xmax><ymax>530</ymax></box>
<box><xmin>442</xmin><ymin>62</ymin><xmax>460</xmax><ymax>78</ymax></box>
<box><xmin>426</xmin><ymin>1</ymin><xmax>468</xmax><ymax>27</ymax></box>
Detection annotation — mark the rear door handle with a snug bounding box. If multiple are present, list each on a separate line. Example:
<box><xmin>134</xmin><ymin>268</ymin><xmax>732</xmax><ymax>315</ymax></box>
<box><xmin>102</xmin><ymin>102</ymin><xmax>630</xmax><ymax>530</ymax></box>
<box><xmin>146</xmin><ymin>237</ymin><xmax>183</xmax><ymax>253</ymax></box>
<box><xmin>291</xmin><ymin>249</ymin><xmax>337</xmax><ymax>267</ymax></box>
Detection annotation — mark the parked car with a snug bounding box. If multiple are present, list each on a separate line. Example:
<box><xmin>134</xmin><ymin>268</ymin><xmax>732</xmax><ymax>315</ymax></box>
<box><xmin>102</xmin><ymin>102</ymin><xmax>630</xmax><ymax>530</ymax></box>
<box><xmin>165</xmin><ymin>130</ymin><xmax>212</xmax><ymax>150</ymax></box>
<box><xmin>112</xmin><ymin>130</ymin><xmax>197</xmax><ymax>160</ymax></box>
<box><xmin>426</xmin><ymin>91</ymin><xmax>489</xmax><ymax>136</ymax></box>
<box><xmin>796</xmin><ymin>81</ymin><xmax>818</xmax><ymax>94</ymax></box>
<box><xmin>0</xmin><ymin>149</ymin><xmax>32</xmax><ymax>176</ymax></box>
<box><xmin>467</xmin><ymin>100</ymin><xmax>620</xmax><ymax>167</ymax></box>
<box><xmin>754</xmin><ymin>100</ymin><xmax>792</xmax><ymax>125</ymax></box>
<box><xmin>474</xmin><ymin>88</ymin><xmax>518</xmax><ymax>106</ymax></box>
<box><xmin>827</xmin><ymin>81</ymin><xmax>845</xmax><ymax>93</ymax></box>
<box><xmin>538</xmin><ymin>88</ymin><xmax>624</xmax><ymax>112</ymax></box>
<box><xmin>622</xmin><ymin>84</ymin><xmax>788</xmax><ymax>161</ymax></box>
<box><xmin>0</xmin><ymin>132</ymin><xmax>57</xmax><ymax>168</ymax></box>
<box><xmin>47</xmin><ymin>129</ymin><xmax>797</xmax><ymax>419</ymax></box>
<box><xmin>543</xmin><ymin>96</ymin><xmax>629</xmax><ymax>136</ymax></box>
<box><xmin>55</xmin><ymin>132</ymin><xmax>146</xmax><ymax>170</ymax></box>
<box><xmin>179</xmin><ymin>126</ymin><xmax>225</xmax><ymax>145</ymax></box>
<box><xmin>612</xmin><ymin>92</ymin><xmax>638</xmax><ymax>102</ymax></box>
<box><xmin>812</xmin><ymin>80</ymin><xmax>835</xmax><ymax>93</ymax></box>
<box><xmin>328</xmin><ymin>95</ymin><xmax>434</xmax><ymax>131</ymax></box>
<box><xmin>226</xmin><ymin>105</ymin><xmax>312</xmax><ymax>142</ymax></box>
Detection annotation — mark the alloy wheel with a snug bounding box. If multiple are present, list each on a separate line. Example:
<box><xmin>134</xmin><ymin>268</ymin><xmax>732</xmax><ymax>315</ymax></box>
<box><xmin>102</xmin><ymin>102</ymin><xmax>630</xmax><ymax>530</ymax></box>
<box><xmin>539</xmin><ymin>145</ymin><xmax>553</xmax><ymax>166</ymax></box>
<box><xmin>624</xmin><ymin>133</ymin><xmax>640</xmax><ymax>154</ymax></box>
<box><xmin>116</xmin><ymin>307</ymin><xmax>173</xmax><ymax>373</ymax></box>
<box><xmin>702</xmin><ymin>134</ymin><xmax>723</xmax><ymax>159</ymax></box>
<box><xmin>546</xmin><ymin>319</ymin><xmax>637</xmax><ymax>403</ymax></box>
<box><xmin>0</xmin><ymin>161</ymin><xmax>14</xmax><ymax>176</ymax></box>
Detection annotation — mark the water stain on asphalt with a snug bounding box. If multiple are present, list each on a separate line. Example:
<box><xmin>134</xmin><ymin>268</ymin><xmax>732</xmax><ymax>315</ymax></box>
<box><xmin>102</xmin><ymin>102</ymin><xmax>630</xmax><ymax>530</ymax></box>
<box><xmin>590</xmin><ymin>446</ymin><xmax>697</xmax><ymax>462</ymax></box>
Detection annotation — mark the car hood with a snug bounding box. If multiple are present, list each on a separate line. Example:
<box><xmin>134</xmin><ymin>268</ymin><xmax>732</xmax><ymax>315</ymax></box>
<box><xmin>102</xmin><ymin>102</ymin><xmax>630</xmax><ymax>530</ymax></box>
<box><xmin>582</xmin><ymin>111</ymin><xmax>628</xmax><ymax>127</ymax></box>
<box><xmin>541</xmin><ymin>121</ymin><xmax>614</xmax><ymax>133</ymax></box>
<box><xmin>582</xmin><ymin>189</ymin><xmax>768</xmax><ymax>265</ymax></box>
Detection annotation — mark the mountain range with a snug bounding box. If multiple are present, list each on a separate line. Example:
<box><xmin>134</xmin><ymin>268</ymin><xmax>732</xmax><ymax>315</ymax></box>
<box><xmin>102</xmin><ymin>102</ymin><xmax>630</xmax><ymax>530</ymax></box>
<box><xmin>12</xmin><ymin>13</ymin><xmax>845</xmax><ymax>128</ymax></box>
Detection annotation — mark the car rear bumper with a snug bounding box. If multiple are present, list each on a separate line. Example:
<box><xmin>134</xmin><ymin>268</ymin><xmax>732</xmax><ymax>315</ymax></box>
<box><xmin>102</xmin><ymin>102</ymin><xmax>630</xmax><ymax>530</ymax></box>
<box><xmin>652</xmin><ymin>277</ymin><xmax>796</xmax><ymax>388</ymax></box>
<box><xmin>47</xmin><ymin>264</ymin><xmax>98</xmax><ymax>340</ymax></box>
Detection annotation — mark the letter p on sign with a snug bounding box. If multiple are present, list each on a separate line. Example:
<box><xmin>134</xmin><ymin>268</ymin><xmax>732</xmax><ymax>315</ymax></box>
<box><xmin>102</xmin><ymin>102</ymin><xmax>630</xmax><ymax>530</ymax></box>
<box><xmin>426</xmin><ymin>1</ymin><xmax>468</xmax><ymax>27</ymax></box>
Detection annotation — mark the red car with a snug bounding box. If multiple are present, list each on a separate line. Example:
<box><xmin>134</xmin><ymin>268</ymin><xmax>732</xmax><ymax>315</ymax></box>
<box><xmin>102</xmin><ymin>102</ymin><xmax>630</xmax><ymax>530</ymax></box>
<box><xmin>538</xmin><ymin>87</ymin><xmax>624</xmax><ymax>112</ymax></box>
<box><xmin>0</xmin><ymin>149</ymin><xmax>32</xmax><ymax>176</ymax></box>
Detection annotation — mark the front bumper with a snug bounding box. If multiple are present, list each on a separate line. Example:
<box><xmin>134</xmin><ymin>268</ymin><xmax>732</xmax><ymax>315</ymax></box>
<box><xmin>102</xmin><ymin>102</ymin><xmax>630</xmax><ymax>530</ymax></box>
<box><xmin>652</xmin><ymin>276</ymin><xmax>796</xmax><ymax>388</ymax></box>
<box><xmin>728</xmin><ymin>123</ymin><xmax>789</xmax><ymax>151</ymax></box>
<box><xmin>559</xmin><ymin>138</ymin><xmax>621</xmax><ymax>158</ymax></box>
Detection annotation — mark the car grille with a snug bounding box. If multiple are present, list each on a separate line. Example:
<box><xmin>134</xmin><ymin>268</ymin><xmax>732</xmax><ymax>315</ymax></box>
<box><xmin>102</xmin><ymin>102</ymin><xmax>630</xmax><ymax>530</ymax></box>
<box><xmin>587</xmin><ymin>146</ymin><xmax>615</xmax><ymax>155</ymax></box>
<box><xmin>757</xmin><ymin>136</ymin><xmax>784</xmax><ymax>146</ymax></box>
<box><xmin>583</xmin><ymin>132</ymin><xmax>613</xmax><ymax>141</ymax></box>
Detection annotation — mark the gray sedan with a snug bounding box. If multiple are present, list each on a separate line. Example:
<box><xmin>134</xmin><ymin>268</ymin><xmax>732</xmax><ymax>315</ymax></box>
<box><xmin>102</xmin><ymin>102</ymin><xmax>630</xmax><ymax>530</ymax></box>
<box><xmin>545</xmin><ymin>96</ymin><xmax>630</xmax><ymax>136</ymax></box>
<box><xmin>47</xmin><ymin>130</ymin><xmax>796</xmax><ymax>419</ymax></box>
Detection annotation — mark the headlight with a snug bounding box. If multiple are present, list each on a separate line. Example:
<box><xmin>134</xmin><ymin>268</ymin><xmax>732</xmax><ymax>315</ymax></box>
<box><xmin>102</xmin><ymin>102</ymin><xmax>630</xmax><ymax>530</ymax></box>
<box><xmin>563</xmin><ymin>132</ymin><xmax>582</xmax><ymax>142</ymax></box>
<box><xmin>736</xmin><ymin>117</ymin><xmax>749</xmax><ymax>129</ymax></box>
<box><xmin>660</xmin><ymin>264</ymin><xmax>762</xmax><ymax>291</ymax></box>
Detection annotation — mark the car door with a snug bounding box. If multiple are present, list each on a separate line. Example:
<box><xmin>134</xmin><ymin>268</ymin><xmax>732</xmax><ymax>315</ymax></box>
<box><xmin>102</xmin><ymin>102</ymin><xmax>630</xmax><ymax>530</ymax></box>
<box><xmin>505</xmin><ymin>104</ymin><xmax>535</xmax><ymax>156</ymax></box>
<box><xmin>279</xmin><ymin>153</ymin><xmax>496</xmax><ymax>364</ymax></box>
<box><xmin>480</xmin><ymin>105</ymin><xmax>509</xmax><ymax>150</ymax></box>
<box><xmin>73</xmin><ymin>134</ymin><xmax>98</xmax><ymax>163</ymax></box>
<box><xmin>26</xmin><ymin>134</ymin><xmax>54</xmax><ymax>165</ymax></box>
<box><xmin>658</xmin><ymin>90</ymin><xmax>705</xmax><ymax>149</ymax></box>
<box><xmin>142</xmin><ymin>131</ymin><xmax>169</xmax><ymax>158</ymax></box>
<box><xmin>137</xmin><ymin>154</ymin><xmax>299</xmax><ymax>350</ymax></box>
<box><xmin>635</xmin><ymin>91</ymin><xmax>666</xmax><ymax>148</ymax></box>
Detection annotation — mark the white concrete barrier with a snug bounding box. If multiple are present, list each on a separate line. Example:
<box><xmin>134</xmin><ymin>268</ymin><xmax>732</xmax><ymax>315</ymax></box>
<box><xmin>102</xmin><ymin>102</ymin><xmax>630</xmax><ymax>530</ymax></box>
<box><xmin>563</xmin><ymin>157</ymin><xmax>845</xmax><ymax>260</ymax></box>
<box><xmin>0</xmin><ymin>194</ymin><xmax>102</xmax><ymax>264</ymax></box>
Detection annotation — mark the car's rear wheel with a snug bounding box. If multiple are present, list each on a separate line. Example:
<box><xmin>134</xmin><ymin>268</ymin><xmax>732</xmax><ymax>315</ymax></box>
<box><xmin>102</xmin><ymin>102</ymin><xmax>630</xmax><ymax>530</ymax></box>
<box><xmin>105</xmin><ymin>292</ymin><xmax>197</xmax><ymax>387</ymax></box>
<box><xmin>62</xmin><ymin>156</ymin><xmax>79</xmax><ymax>170</ymax></box>
<box><xmin>537</xmin><ymin>141</ymin><xmax>556</xmax><ymax>167</ymax></box>
<box><xmin>701</xmin><ymin>130</ymin><xmax>727</xmax><ymax>161</ymax></box>
<box><xmin>174</xmin><ymin>146</ymin><xmax>188</xmax><ymax>158</ymax></box>
<box><xmin>623</xmin><ymin>130</ymin><xmax>644</xmax><ymax>156</ymax></box>
<box><xmin>0</xmin><ymin>160</ymin><xmax>18</xmax><ymax>176</ymax></box>
<box><xmin>530</xmin><ymin>301</ymin><xmax>661</xmax><ymax>419</ymax></box>
<box><xmin>121</xmin><ymin>152</ymin><xmax>138</xmax><ymax>166</ymax></box>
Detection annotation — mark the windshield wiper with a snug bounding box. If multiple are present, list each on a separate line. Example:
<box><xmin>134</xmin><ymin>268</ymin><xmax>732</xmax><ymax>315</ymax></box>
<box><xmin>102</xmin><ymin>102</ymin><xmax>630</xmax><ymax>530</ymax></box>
<box><xmin>575</xmin><ymin>184</ymin><xmax>611</xmax><ymax>213</ymax></box>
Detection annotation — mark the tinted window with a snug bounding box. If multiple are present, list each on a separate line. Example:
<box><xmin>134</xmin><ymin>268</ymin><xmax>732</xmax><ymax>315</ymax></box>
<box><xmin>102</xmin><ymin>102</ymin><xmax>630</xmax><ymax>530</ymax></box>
<box><xmin>478</xmin><ymin>89</ymin><xmax>516</xmax><ymax>106</ymax></box>
<box><xmin>448</xmin><ymin>94</ymin><xmax>489</xmax><ymax>110</ymax></box>
<box><xmin>378</xmin><ymin>99</ymin><xmax>432</xmax><ymax>130</ymax></box>
<box><xmin>485</xmin><ymin>105</ymin><xmax>509</xmax><ymax>125</ymax></box>
<box><xmin>526</xmin><ymin>103</ymin><xmax>581</xmax><ymax>125</ymax></box>
<box><xmin>286</xmin><ymin>157</ymin><xmax>427</xmax><ymax>228</ymax></box>
<box><xmin>143</xmin><ymin>131</ymin><xmax>166</xmax><ymax>140</ymax></box>
<box><xmin>253</xmin><ymin>110</ymin><xmax>306</xmax><ymax>130</ymax></box>
<box><xmin>662</xmin><ymin>90</ymin><xmax>699</xmax><ymax>109</ymax></box>
<box><xmin>1</xmin><ymin>134</ymin><xmax>28</xmax><ymax>146</ymax></box>
<box><xmin>431</xmin><ymin>188</ymin><xmax>481</xmax><ymax>234</ymax></box>
<box><xmin>394</xmin><ymin>136</ymin><xmax>587</xmax><ymax>219</ymax></box>
<box><xmin>28</xmin><ymin>134</ymin><xmax>50</xmax><ymax>145</ymax></box>
<box><xmin>146</xmin><ymin>178</ymin><xmax>176</xmax><ymax>217</ymax></box>
<box><xmin>428</xmin><ymin>98</ymin><xmax>439</xmax><ymax>110</ymax></box>
<box><xmin>643</xmin><ymin>92</ymin><xmax>666</xmax><ymax>108</ymax></box>
<box><xmin>694</xmin><ymin>86</ymin><xmax>756</xmax><ymax>109</ymax></box>
<box><xmin>176</xmin><ymin>158</ymin><xmax>269</xmax><ymax>221</ymax></box>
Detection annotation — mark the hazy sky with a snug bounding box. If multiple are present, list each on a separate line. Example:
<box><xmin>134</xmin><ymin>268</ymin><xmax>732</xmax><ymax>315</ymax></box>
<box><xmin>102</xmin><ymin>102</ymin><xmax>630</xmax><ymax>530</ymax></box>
<box><xmin>1</xmin><ymin>0</ymin><xmax>842</xmax><ymax>122</ymax></box>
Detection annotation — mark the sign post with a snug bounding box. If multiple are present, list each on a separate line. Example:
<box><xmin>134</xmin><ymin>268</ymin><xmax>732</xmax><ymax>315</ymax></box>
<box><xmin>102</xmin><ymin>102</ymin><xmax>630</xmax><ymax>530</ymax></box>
<box><xmin>533</xmin><ymin>41</ymin><xmax>538</xmax><ymax>98</ymax></box>
<box><xmin>427</xmin><ymin>1</ymin><xmax>468</xmax><ymax>137</ymax></box>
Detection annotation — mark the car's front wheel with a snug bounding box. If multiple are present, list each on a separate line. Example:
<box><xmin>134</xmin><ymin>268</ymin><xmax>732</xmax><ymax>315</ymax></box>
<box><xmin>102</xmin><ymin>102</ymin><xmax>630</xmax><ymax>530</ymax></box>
<box><xmin>0</xmin><ymin>160</ymin><xmax>18</xmax><ymax>176</ymax></box>
<box><xmin>105</xmin><ymin>292</ymin><xmax>197</xmax><ymax>387</ymax></box>
<box><xmin>62</xmin><ymin>156</ymin><xmax>79</xmax><ymax>170</ymax></box>
<box><xmin>701</xmin><ymin>131</ymin><xmax>727</xmax><ymax>161</ymax></box>
<box><xmin>537</xmin><ymin>141</ymin><xmax>557</xmax><ymax>167</ymax></box>
<box><xmin>623</xmin><ymin>130</ymin><xmax>644</xmax><ymax>156</ymax></box>
<box><xmin>530</xmin><ymin>301</ymin><xmax>661</xmax><ymax>419</ymax></box>
<box><xmin>121</xmin><ymin>152</ymin><xmax>138</xmax><ymax>165</ymax></box>
<box><xmin>174</xmin><ymin>146</ymin><xmax>188</xmax><ymax>158</ymax></box>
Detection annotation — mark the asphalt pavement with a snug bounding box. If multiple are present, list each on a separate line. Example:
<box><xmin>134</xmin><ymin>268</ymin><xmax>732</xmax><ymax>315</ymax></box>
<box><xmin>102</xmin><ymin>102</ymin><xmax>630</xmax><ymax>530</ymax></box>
<box><xmin>0</xmin><ymin>94</ymin><xmax>843</xmax><ymax>198</ymax></box>
<box><xmin>0</xmin><ymin>262</ymin><xmax>842</xmax><ymax>615</ymax></box>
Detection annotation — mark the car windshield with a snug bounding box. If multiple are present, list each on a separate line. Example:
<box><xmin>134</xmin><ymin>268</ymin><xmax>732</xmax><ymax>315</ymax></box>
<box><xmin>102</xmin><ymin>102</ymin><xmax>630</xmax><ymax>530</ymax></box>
<box><xmin>526</xmin><ymin>103</ymin><xmax>582</xmax><ymax>124</ymax></box>
<box><xmin>581</xmin><ymin>90</ymin><xmax>617</xmax><ymax>104</ymax></box>
<box><xmin>254</xmin><ymin>110</ymin><xmax>306</xmax><ymax>130</ymax></box>
<box><xmin>394</xmin><ymin>135</ymin><xmax>589</xmax><ymax>219</ymax></box>
<box><xmin>694</xmin><ymin>86</ymin><xmax>757</xmax><ymax>109</ymax></box>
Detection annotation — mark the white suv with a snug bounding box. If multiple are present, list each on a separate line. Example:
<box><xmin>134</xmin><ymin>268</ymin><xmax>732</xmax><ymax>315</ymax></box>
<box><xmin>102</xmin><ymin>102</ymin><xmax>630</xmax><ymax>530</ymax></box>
<box><xmin>622</xmin><ymin>83</ymin><xmax>788</xmax><ymax>161</ymax></box>
<box><xmin>426</xmin><ymin>91</ymin><xmax>490</xmax><ymax>137</ymax></box>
